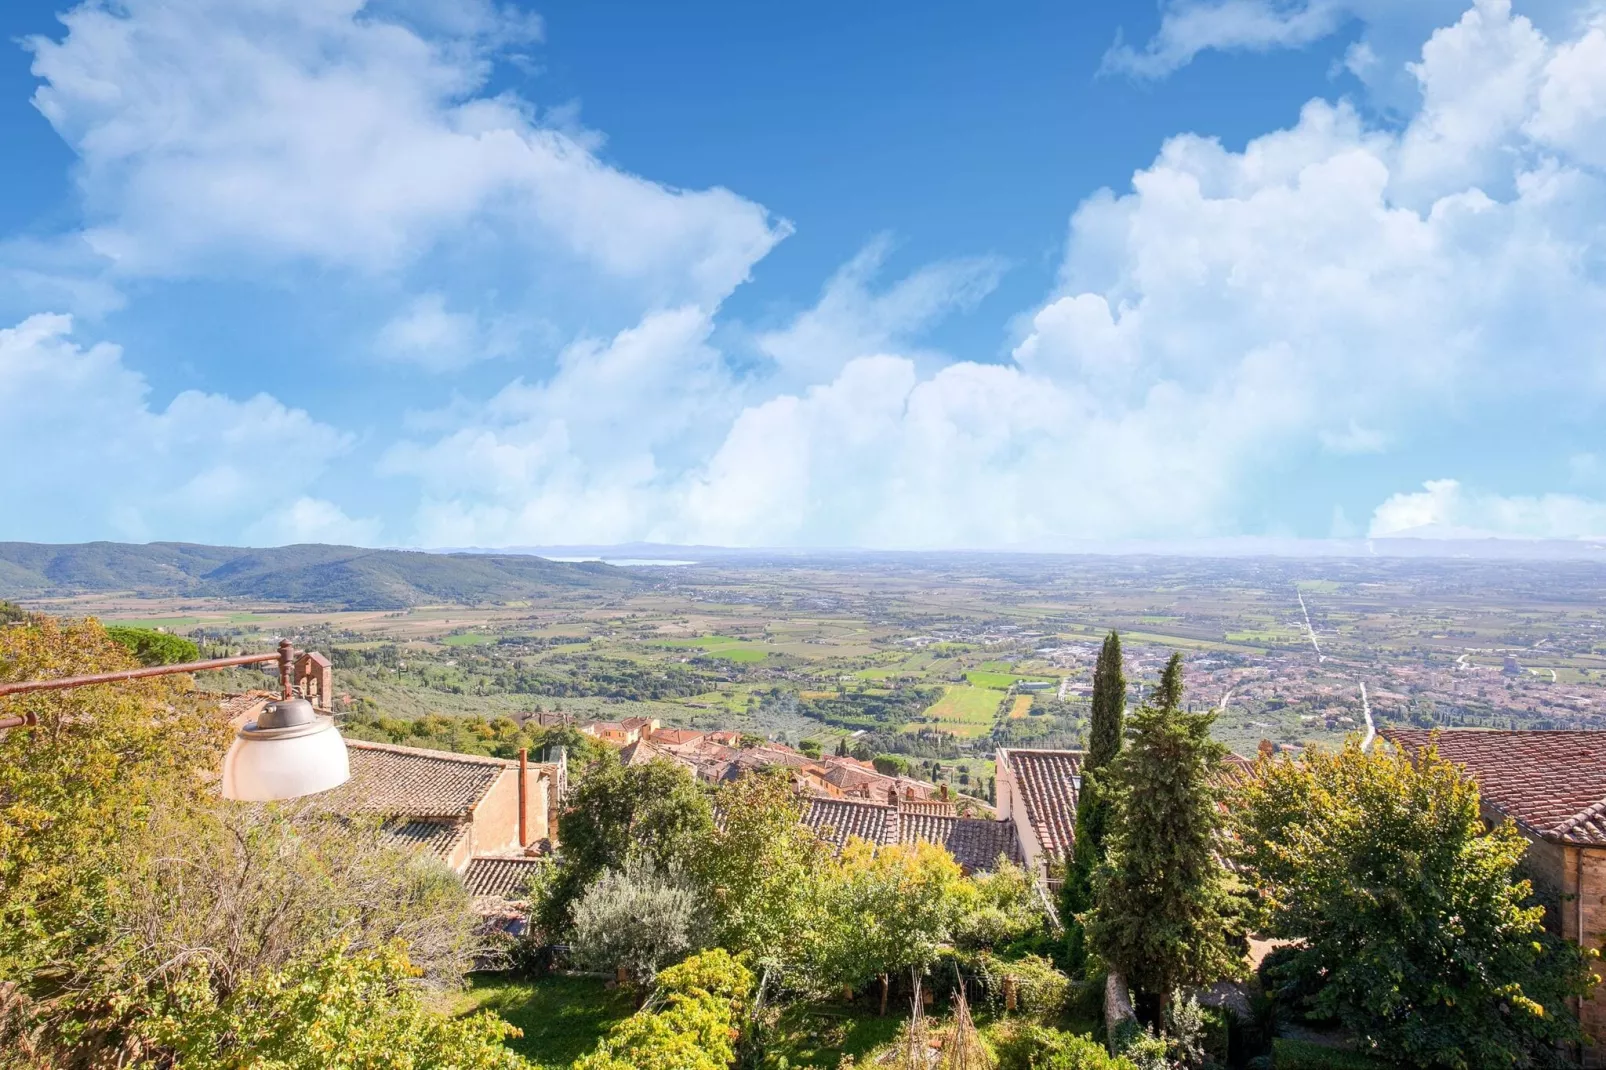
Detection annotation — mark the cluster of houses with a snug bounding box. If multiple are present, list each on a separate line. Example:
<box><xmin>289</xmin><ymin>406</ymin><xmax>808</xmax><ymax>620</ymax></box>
<box><xmin>227</xmin><ymin>686</ymin><xmax>1606</xmax><ymax>1056</ymax></box>
<box><xmin>580</xmin><ymin>716</ymin><xmax>954</xmax><ymax>807</ymax></box>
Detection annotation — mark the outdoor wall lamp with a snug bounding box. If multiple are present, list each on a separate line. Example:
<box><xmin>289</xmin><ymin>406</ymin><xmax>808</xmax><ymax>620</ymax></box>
<box><xmin>0</xmin><ymin>637</ymin><xmax>350</xmax><ymax>801</ymax></box>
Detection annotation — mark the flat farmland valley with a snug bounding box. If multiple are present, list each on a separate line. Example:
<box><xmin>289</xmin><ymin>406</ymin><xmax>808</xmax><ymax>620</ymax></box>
<box><xmin>25</xmin><ymin>552</ymin><xmax>1606</xmax><ymax>790</ymax></box>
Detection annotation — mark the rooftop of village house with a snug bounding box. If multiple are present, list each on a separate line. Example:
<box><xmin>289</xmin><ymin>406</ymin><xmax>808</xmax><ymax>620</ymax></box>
<box><xmin>1385</xmin><ymin>728</ymin><xmax>1606</xmax><ymax>845</ymax></box>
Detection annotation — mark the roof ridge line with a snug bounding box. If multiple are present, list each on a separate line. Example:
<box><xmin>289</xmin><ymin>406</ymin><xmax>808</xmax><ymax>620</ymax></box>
<box><xmin>1555</xmin><ymin>794</ymin><xmax>1606</xmax><ymax>837</ymax></box>
<box><xmin>344</xmin><ymin>738</ymin><xmax>516</xmax><ymax>767</ymax></box>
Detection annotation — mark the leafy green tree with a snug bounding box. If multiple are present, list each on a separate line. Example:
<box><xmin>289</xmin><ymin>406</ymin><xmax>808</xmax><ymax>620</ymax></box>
<box><xmin>103</xmin><ymin>625</ymin><xmax>200</xmax><ymax>666</ymax></box>
<box><xmin>1064</xmin><ymin>631</ymin><xmax>1124</xmax><ymax>966</ymax></box>
<box><xmin>872</xmin><ymin>753</ymin><xmax>910</xmax><ymax>777</ymax></box>
<box><xmin>1236</xmin><ymin>740</ymin><xmax>1597</xmax><ymax>1068</ymax></box>
<box><xmin>695</xmin><ymin>769</ymin><xmax>828</xmax><ymax>975</ymax></box>
<box><xmin>536</xmin><ymin>756</ymin><xmax>715</xmax><ymax>938</ymax></box>
<box><xmin>1085</xmin><ymin>653</ymin><xmax>1243</xmax><ymax>1006</ymax></box>
<box><xmin>0</xmin><ymin>600</ymin><xmax>26</xmax><ymax>624</ymax></box>
<box><xmin>806</xmin><ymin>839</ymin><xmax>974</xmax><ymax>1001</ymax></box>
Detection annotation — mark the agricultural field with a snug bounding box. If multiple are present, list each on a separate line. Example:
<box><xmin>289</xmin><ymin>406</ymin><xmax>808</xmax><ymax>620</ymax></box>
<box><xmin>920</xmin><ymin>684</ymin><xmax>1007</xmax><ymax>737</ymax></box>
<box><xmin>26</xmin><ymin>553</ymin><xmax>1606</xmax><ymax>772</ymax></box>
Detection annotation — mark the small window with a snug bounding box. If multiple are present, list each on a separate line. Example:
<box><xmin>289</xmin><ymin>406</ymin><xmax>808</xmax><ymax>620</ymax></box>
<box><xmin>1071</xmin><ymin>775</ymin><xmax>1082</xmax><ymax>790</ymax></box>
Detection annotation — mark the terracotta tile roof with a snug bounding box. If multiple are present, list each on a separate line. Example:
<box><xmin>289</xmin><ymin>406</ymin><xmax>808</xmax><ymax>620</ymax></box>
<box><xmin>463</xmin><ymin>857</ymin><xmax>546</xmax><ymax>899</ymax></box>
<box><xmin>1003</xmin><ymin>749</ymin><xmax>1084</xmax><ymax>858</ymax></box>
<box><xmin>1385</xmin><ymin>729</ymin><xmax>1606</xmax><ymax>845</ymax></box>
<box><xmin>384</xmin><ymin>818</ymin><xmax>470</xmax><ymax>862</ymax></box>
<box><xmin>899</xmin><ymin>811</ymin><xmax>1023</xmax><ymax>872</ymax></box>
<box><xmin>651</xmin><ymin>728</ymin><xmax>705</xmax><ymax>746</ymax></box>
<box><xmin>219</xmin><ymin>690</ymin><xmax>275</xmax><ymax>726</ymax></box>
<box><xmin>804</xmin><ymin>797</ymin><xmax>898</xmax><ymax>846</ymax></box>
<box><xmin>800</xmin><ymin>797</ymin><xmax>1019</xmax><ymax>873</ymax></box>
<box><xmin>321</xmin><ymin>740</ymin><xmax>511</xmax><ymax>819</ymax></box>
<box><xmin>821</xmin><ymin>765</ymin><xmax>878</xmax><ymax>790</ymax></box>
<box><xmin>898</xmin><ymin>799</ymin><xmax>955</xmax><ymax>816</ymax></box>
<box><xmin>1215</xmin><ymin>753</ymin><xmax>1257</xmax><ymax>789</ymax></box>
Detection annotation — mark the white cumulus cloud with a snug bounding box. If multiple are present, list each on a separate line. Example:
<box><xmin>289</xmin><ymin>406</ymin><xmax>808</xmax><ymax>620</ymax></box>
<box><xmin>380</xmin><ymin>0</ymin><xmax>1606</xmax><ymax>548</ymax></box>
<box><xmin>25</xmin><ymin>0</ymin><xmax>788</xmax><ymax>313</ymax></box>
<box><xmin>0</xmin><ymin>314</ymin><xmax>357</xmax><ymax>543</ymax></box>
<box><xmin>1369</xmin><ymin>478</ymin><xmax>1606</xmax><ymax>538</ymax></box>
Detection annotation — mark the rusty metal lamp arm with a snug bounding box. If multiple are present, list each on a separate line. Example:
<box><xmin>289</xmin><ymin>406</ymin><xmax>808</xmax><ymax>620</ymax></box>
<box><xmin>0</xmin><ymin>639</ymin><xmax>296</xmax><ymax>731</ymax></box>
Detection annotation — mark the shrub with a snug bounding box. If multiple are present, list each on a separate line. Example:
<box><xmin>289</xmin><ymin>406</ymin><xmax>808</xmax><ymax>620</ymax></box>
<box><xmin>569</xmin><ymin>862</ymin><xmax>708</xmax><ymax>984</ymax></box>
<box><xmin>992</xmin><ymin>1022</ymin><xmax>1137</xmax><ymax>1070</ymax></box>
<box><xmin>574</xmin><ymin>950</ymin><xmax>753</xmax><ymax>1070</ymax></box>
<box><xmin>143</xmin><ymin>942</ymin><xmax>528</xmax><ymax>1070</ymax></box>
<box><xmin>983</xmin><ymin>953</ymin><xmax>1069</xmax><ymax>1022</ymax></box>
<box><xmin>1109</xmin><ymin>1020</ymin><xmax>1170</xmax><ymax>1070</ymax></box>
<box><xmin>956</xmin><ymin>859</ymin><xmax>1048</xmax><ymax>952</ymax></box>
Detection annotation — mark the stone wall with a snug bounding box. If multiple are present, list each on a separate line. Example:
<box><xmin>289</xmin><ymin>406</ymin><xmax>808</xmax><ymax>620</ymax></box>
<box><xmin>1517</xmin><ymin>831</ymin><xmax>1606</xmax><ymax>1064</ymax></box>
<box><xmin>467</xmin><ymin>765</ymin><xmax>551</xmax><ymax>856</ymax></box>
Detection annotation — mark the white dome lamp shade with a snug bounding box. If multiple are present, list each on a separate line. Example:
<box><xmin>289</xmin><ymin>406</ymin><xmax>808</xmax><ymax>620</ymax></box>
<box><xmin>221</xmin><ymin>696</ymin><xmax>350</xmax><ymax>801</ymax></box>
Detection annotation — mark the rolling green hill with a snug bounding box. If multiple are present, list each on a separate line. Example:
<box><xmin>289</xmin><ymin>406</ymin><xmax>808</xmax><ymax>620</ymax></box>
<box><xmin>0</xmin><ymin>542</ymin><xmax>633</xmax><ymax>609</ymax></box>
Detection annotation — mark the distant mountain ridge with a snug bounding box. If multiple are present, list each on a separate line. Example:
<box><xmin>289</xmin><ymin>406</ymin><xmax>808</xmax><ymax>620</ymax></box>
<box><xmin>0</xmin><ymin>542</ymin><xmax>633</xmax><ymax>609</ymax></box>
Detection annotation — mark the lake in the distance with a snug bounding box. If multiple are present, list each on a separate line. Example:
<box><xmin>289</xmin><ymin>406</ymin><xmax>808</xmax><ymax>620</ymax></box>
<box><xmin>544</xmin><ymin>556</ymin><xmax>698</xmax><ymax>567</ymax></box>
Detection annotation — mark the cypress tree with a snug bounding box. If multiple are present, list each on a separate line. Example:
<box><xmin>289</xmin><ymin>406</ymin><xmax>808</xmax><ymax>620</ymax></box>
<box><xmin>1087</xmin><ymin>631</ymin><xmax>1125</xmax><ymax>769</ymax></box>
<box><xmin>1085</xmin><ymin>652</ymin><xmax>1243</xmax><ymax>1005</ymax></box>
<box><xmin>1062</xmin><ymin>631</ymin><xmax>1125</xmax><ymax>966</ymax></box>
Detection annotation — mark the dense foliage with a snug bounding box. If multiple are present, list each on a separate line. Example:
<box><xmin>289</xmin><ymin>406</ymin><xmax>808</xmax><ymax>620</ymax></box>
<box><xmin>341</xmin><ymin>709</ymin><xmax>602</xmax><ymax>764</ymax></box>
<box><xmin>493</xmin><ymin>655</ymin><xmax>718</xmax><ymax>700</ymax></box>
<box><xmin>695</xmin><ymin>769</ymin><xmax>827</xmax><ymax>973</ymax></box>
<box><xmin>1235</xmin><ymin>740</ymin><xmax>1596</xmax><ymax>1068</ymax></box>
<box><xmin>103</xmin><ymin>625</ymin><xmax>200</xmax><ymax>666</ymax></box>
<box><xmin>1064</xmin><ymin>631</ymin><xmax>1123</xmax><ymax>967</ymax></box>
<box><xmin>797</xmin><ymin>686</ymin><xmax>941</xmax><ymax>731</ymax></box>
<box><xmin>573</xmin><ymin>950</ymin><xmax>753</xmax><ymax>1070</ymax></box>
<box><xmin>143</xmin><ymin>943</ymin><xmax>527</xmax><ymax>1070</ymax></box>
<box><xmin>1085</xmin><ymin>653</ymin><xmax>1243</xmax><ymax>1004</ymax></box>
<box><xmin>534</xmin><ymin>756</ymin><xmax>716</xmax><ymax>938</ymax></box>
<box><xmin>570</xmin><ymin>863</ymin><xmax>709</xmax><ymax>985</ymax></box>
<box><xmin>993</xmin><ymin>1023</ymin><xmax>1138</xmax><ymax>1070</ymax></box>
<box><xmin>802</xmin><ymin>839</ymin><xmax>974</xmax><ymax>993</ymax></box>
<box><xmin>0</xmin><ymin>617</ymin><xmax>502</xmax><ymax>1068</ymax></box>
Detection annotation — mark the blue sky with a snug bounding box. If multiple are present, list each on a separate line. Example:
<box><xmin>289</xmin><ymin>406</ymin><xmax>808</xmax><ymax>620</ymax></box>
<box><xmin>1</xmin><ymin>0</ymin><xmax>1604</xmax><ymax>548</ymax></box>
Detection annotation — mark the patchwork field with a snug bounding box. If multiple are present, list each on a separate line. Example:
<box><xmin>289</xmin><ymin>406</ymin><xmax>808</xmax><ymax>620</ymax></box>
<box><xmin>26</xmin><ymin>554</ymin><xmax>1606</xmax><ymax>780</ymax></box>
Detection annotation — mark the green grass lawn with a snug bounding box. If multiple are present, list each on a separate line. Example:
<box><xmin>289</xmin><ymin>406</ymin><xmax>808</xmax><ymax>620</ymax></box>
<box><xmin>657</xmin><ymin>634</ymin><xmax>769</xmax><ymax>662</ymax></box>
<box><xmin>453</xmin><ymin>975</ymin><xmax>634</xmax><ymax>1068</ymax></box>
<box><xmin>441</xmin><ymin>632</ymin><xmax>495</xmax><ymax>646</ymax></box>
<box><xmin>920</xmin><ymin>684</ymin><xmax>1005</xmax><ymax>737</ymax></box>
<box><xmin>767</xmin><ymin>1004</ymin><xmax>908</xmax><ymax>1067</ymax></box>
